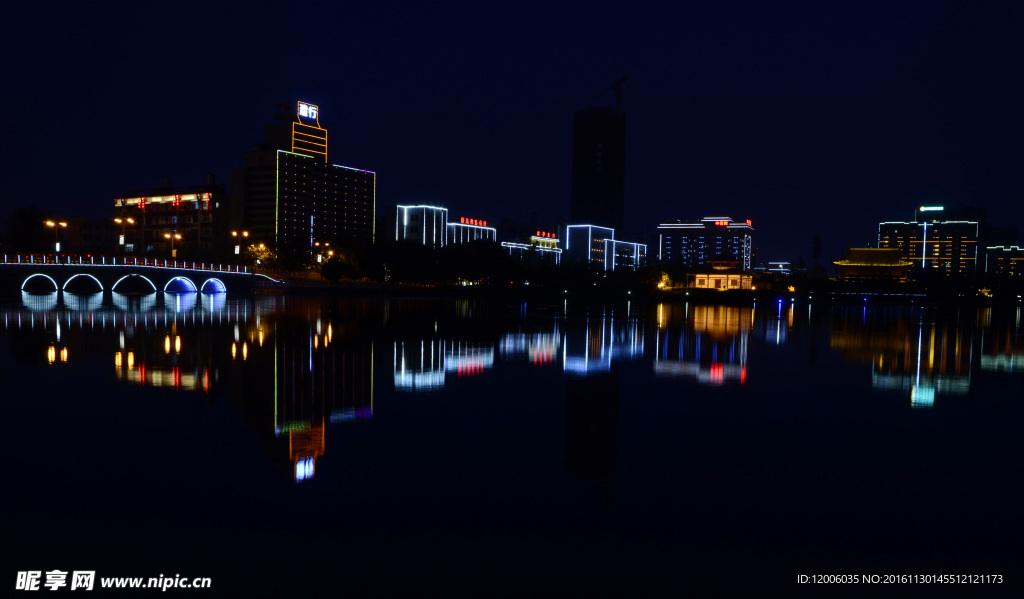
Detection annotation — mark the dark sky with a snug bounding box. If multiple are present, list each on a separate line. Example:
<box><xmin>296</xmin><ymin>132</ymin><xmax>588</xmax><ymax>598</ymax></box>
<box><xmin>2</xmin><ymin>0</ymin><xmax>1021</xmax><ymax>263</ymax></box>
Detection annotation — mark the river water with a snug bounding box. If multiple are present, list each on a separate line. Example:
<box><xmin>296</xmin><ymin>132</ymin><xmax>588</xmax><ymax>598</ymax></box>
<box><xmin>5</xmin><ymin>292</ymin><xmax>1021</xmax><ymax>595</ymax></box>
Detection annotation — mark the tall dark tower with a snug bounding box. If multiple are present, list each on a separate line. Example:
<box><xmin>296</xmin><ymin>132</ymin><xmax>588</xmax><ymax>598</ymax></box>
<box><xmin>571</xmin><ymin>105</ymin><xmax>626</xmax><ymax>232</ymax></box>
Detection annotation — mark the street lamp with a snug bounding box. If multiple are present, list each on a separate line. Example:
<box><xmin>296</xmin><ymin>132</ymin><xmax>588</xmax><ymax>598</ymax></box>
<box><xmin>114</xmin><ymin>217</ymin><xmax>135</xmax><ymax>254</ymax></box>
<box><xmin>231</xmin><ymin>230</ymin><xmax>249</xmax><ymax>255</ymax></box>
<box><xmin>45</xmin><ymin>220</ymin><xmax>67</xmax><ymax>252</ymax></box>
<box><xmin>164</xmin><ymin>232</ymin><xmax>182</xmax><ymax>258</ymax></box>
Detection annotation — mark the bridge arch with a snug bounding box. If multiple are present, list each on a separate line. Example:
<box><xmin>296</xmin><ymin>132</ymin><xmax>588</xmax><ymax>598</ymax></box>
<box><xmin>112</xmin><ymin>274</ymin><xmax>158</xmax><ymax>293</ymax></box>
<box><xmin>21</xmin><ymin>273</ymin><xmax>59</xmax><ymax>292</ymax></box>
<box><xmin>200</xmin><ymin>278</ymin><xmax>228</xmax><ymax>293</ymax></box>
<box><xmin>62</xmin><ymin>273</ymin><xmax>104</xmax><ymax>292</ymax></box>
<box><xmin>164</xmin><ymin>276</ymin><xmax>198</xmax><ymax>293</ymax></box>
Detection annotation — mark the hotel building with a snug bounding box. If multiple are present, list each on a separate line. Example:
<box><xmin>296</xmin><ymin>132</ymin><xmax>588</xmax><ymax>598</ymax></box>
<box><xmin>230</xmin><ymin>102</ymin><xmax>375</xmax><ymax>257</ymax></box>
<box><xmin>877</xmin><ymin>206</ymin><xmax>978</xmax><ymax>274</ymax></box>
<box><xmin>657</xmin><ymin>217</ymin><xmax>754</xmax><ymax>270</ymax></box>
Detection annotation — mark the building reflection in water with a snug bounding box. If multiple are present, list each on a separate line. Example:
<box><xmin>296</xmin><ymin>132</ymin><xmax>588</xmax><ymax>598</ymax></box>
<box><xmin>247</xmin><ymin>305</ymin><xmax>374</xmax><ymax>483</ymax></box>
<box><xmin>4</xmin><ymin>293</ymin><xmax>375</xmax><ymax>484</ymax></box>
<box><xmin>500</xmin><ymin>322</ymin><xmax>561</xmax><ymax>366</ymax></box>
<box><xmin>562</xmin><ymin>306</ymin><xmax>644</xmax><ymax>376</ymax></box>
<box><xmin>979</xmin><ymin>307</ymin><xmax>1023</xmax><ymax>374</ymax></box>
<box><xmin>654</xmin><ymin>303</ymin><xmax>750</xmax><ymax>385</ymax></box>
<box><xmin>828</xmin><ymin>306</ymin><xmax>1001</xmax><ymax>407</ymax></box>
<box><xmin>394</xmin><ymin>338</ymin><xmax>448</xmax><ymax>391</ymax></box>
<box><xmin>565</xmin><ymin>371</ymin><xmax>619</xmax><ymax>495</ymax></box>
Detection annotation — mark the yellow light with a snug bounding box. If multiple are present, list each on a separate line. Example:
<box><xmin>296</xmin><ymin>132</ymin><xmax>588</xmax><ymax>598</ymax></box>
<box><xmin>127</xmin><ymin>352</ymin><xmax>135</xmax><ymax>370</ymax></box>
<box><xmin>47</xmin><ymin>346</ymin><xmax>56</xmax><ymax>363</ymax></box>
<box><xmin>231</xmin><ymin>342</ymin><xmax>237</xmax><ymax>359</ymax></box>
<box><xmin>327</xmin><ymin>323</ymin><xmax>332</xmax><ymax>343</ymax></box>
<box><xmin>175</xmin><ymin>336</ymin><xmax>181</xmax><ymax>353</ymax></box>
<box><xmin>60</xmin><ymin>348</ymin><xmax>68</xmax><ymax>362</ymax></box>
<box><xmin>787</xmin><ymin>285</ymin><xmax>796</xmax><ymax>292</ymax></box>
<box><xmin>258</xmin><ymin>330</ymin><xmax>264</xmax><ymax>346</ymax></box>
<box><xmin>164</xmin><ymin>335</ymin><xmax>171</xmax><ymax>354</ymax></box>
<box><xmin>314</xmin><ymin>335</ymin><xmax>319</xmax><ymax>349</ymax></box>
<box><xmin>242</xmin><ymin>342</ymin><xmax>248</xmax><ymax>361</ymax></box>
<box><xmin>115</xmin><ymin>351</ymin><xmax>122</xmax><ymax>368</ymax></box>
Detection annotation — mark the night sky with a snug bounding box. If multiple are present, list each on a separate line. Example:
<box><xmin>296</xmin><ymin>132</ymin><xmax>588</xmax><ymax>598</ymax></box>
<box><xmin>2</xmin><ymin>0</ymin><xmax>1021</xmax><ymax>263</ymax></box>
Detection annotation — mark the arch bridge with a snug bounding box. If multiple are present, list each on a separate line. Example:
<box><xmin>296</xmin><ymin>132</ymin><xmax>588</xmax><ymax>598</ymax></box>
<box><xmin>1</xmin><ymin>254</ymin><xmax>278</xmax><ymax>294</ymax></box>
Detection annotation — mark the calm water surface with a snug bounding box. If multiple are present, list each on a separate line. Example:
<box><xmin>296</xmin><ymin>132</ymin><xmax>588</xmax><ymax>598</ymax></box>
<box><xmin>5</xmin><ymin>292</ymin><xmax>1022</xmax><ymax>596</ymax></box>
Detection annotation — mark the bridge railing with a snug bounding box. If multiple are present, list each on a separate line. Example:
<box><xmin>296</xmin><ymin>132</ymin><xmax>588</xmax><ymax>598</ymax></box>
<box><xmin>1</xmin><ymin>254</ymin><xmax>249</xmax><ymax>273</ymax></box>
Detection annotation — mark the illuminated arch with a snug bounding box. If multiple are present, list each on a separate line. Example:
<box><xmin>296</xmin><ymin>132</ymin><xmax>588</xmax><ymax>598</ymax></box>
<box><xmin>21</xmin><ymin>273</ymin><xmax>59</xmax><ymax>292</ymax></box>
<box><xmin>164</xmin><ymin>276</ymin><xmax>198</xmax><ymax>293</ymax></box>
<box><xmin>200</xmin><ymin>278</ymin><xmax>228</xmax><ymax>293</ymax></box>
<box><xmin>112</xmin><ymin>274</ymin><xmax>158</xmax><ymax>292</ymax></box>
<box><xmin>62</xmin><ymin>273</ymin><xmax>104</xmax><ymax>292</ymax></box>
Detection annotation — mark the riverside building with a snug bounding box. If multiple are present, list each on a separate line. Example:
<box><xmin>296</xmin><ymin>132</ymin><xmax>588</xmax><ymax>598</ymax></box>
<box><xmin>657</xmin><ymin>217</ymin><xmax>754</xmax><ymax>270</ymax></box>
<box><xmin>230</xmin><ymin>101</ymin><xmax>376</xmax><ymax>258</ymax></box>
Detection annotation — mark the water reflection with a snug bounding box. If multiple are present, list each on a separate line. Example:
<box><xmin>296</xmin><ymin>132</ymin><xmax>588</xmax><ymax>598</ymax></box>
<box><xmin>5</xmin><ymin>293</ymin><xmax>1020</xmax><ymax>493</ymax></box>
<box><xmin>391</xmin><ymin>305</ymin><xmax>643</xmax><ymax>391</ymax></box>
<box><xmin>827</xmin><ymin>305</ymin><xmax>1024</xmax><ymax>406</ymax></box>
<box><xmin>21</xmin><ymin>291</ymin><xmax>58</xmax><ymax>312</ymax></box>
<box><xmin>562</xmin><ymin>306</ymin><xmax>644</xmax><ymax>376</ymax></box>
<box><xmin>2</xmin><ymin>294</ymin><xmax>374</xmax><ymax>484</ymax></box>
<box><xmin>64</xmin><ymin>292</ymin><xmax>104</xmax><ymax>312</ymax></box>
<box><xmin>654</xmin><ymin>304</ymin><xmax>750</xmax><ymax>385</ymax></box>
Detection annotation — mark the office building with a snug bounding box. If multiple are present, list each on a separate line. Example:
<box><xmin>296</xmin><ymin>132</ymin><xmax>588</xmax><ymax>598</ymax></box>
<box><xmin>113</xmin><ymin>176</ymin><xmax>229</xmax><ymax>257</ymax></box>
<box><xmin>571</xmin><ymin>107</ymin><xmax>626</xmax><ymax>232</ymax></box>
<box><xmin>396</xmin><ymin>205</ymin><xmax>449</xmax><ymax>248</ymax></box>
<box><xmin>658</xmin><ymin>217</ymin><xmax>755</xmax><ymax>270</ymax></box>
<box><xmin>878</xmin><ymin>206</ymin><xmax>978</xmax><ymax>274</ymax></box>
<box><xmin>230</xmin><ymin>101</ymin><xmax>376</xmax><ymax>257</ymax></box>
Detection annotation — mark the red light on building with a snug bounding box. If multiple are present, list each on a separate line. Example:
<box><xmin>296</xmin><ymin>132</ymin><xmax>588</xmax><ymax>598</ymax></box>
<box><xmin>746</xmin><ymin>219</ymin><xmax>752</xmax><ymax>226</ymax></box>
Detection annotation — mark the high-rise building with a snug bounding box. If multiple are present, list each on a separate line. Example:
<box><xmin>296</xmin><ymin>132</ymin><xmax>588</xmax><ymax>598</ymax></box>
<box><xmin>571</xmin><ymin>107</ymin><xmax>626</xmax><ymax>232</ymax></box>
<box><xmin>657</xmin><ymin>217</ymin><xmax>755</xmax><ymax>270</ymax></box>
<box><xmin>231</xmin><ymin>102</ymin><xmax>375</xmax><ymax>257</ymax></box>
<box><xmin>878</xmin><ymin>206</ymin><xmax>978</xmax><ymax>275</ymax></box>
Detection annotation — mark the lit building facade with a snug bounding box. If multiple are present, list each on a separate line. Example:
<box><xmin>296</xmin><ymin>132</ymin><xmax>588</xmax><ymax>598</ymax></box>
<box><xmin>566</xmin><ymin>225</ymin><xmax>615</xmax><ymax>266</ymax></box>
<box><xmin>396</xmin><ymin>205</ymin><xmax>448</xmax><ymax>248</ymax></box>
<box><xmin>833</xmin><ymin>248</ymin><xmax>913</xmax><ymax>281</ymax></box>
<box><xmin>983</xmin><ymin>246</ymin><xmax>1024</xmax><ymax>276</ymax></box>
<box><xmin>878</xmin><ymin>207</ymin><xmax>978</xmax><ymax>274</ymax></box>
<box><xmin>230</xmin><ymin>101</ymin><xmax>376</xmax><ymax>257</ymax></box>
<box><xmin>113</xmin><ymin>176</ymin><xmax>229</xmax><ymax>257</ymax></box>
<box><xmin>605</xmin><ymin>239</ymin><xmax>646</xmax><ymax>272</ymax></box>
<box><xmin>501</xmin><ymin>230</ymin><xmax>562</xmax><ymax>264</ymax></box>
<box><xmin>448</xmin><ymin>217</ymin><xmax>497</xmax><ymax>244</ymax></box>
<box><xmin>658</xmin><ymin>217</ymin><xmax>754</xmax><ymax>271</ymax></box>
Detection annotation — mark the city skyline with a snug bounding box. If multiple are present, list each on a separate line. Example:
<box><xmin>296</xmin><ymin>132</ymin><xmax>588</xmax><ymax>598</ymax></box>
<box><xmin>1</xmin><ymin>1</ymin><xmax>1021</xmax><ymax>265</ymax></box>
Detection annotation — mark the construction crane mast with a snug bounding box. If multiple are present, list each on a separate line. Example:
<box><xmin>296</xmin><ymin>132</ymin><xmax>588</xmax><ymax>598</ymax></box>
<box><xmin>590</xmin><ymin>76</ymin><xmax>628</xmax><ymax>112</ymax></box>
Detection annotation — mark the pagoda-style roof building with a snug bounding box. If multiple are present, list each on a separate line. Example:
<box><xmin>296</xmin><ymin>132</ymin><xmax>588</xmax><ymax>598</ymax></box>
<box><xmin>834</xmin><ymin>248</ymin><xmax>913</xmax><ymax>281</ymax></box>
